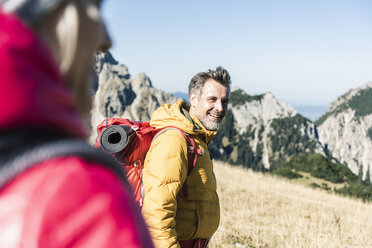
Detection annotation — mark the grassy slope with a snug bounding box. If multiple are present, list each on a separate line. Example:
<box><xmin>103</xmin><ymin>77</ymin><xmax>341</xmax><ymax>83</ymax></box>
<box><xmin>271</xmin><ymin>153</ymin><xmax>372</xmax><ymax>201</ymax></box>
<box><xmin>209</xmin><ymin>162</ymin><xmax>372</xmax><ymax>248</ymax></box>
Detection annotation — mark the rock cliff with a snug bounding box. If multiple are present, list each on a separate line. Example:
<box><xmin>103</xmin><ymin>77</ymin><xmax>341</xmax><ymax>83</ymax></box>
<box><xmin>90</xmin><ymin>52</ymin><xmax>178</xmax><ymax>141</ymax></box>
<box><xmin>316</xmin><ymin>82</ymin><xmax>372</xmax><ymax>180</ymax></box>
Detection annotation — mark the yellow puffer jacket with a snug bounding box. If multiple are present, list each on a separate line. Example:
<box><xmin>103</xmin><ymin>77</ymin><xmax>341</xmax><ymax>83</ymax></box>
<box><xmin>142</xmin><ymin>100</ymin><xmax>220</xmax><ymax>248</ymax></box>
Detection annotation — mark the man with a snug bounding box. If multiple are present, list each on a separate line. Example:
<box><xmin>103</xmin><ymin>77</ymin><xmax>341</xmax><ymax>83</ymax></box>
<box><xmin>142</xmin><ymin>66</ymin><xmax>231</xmax><ymax>248</ymax></box>
<box><xmin>0</xmin><ymin>0</ymin><xmax>153</xmax><ymax>247</ymax></box>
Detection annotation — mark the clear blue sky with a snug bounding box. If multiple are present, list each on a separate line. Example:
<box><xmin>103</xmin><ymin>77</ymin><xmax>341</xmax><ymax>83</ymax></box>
<box><xmin>102</xmin><ymin>0</ymin><xmax>372</xmax><ymax>106</ymax></box>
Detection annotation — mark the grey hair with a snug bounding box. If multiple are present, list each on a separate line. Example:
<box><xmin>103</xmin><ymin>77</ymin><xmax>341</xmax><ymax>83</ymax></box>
<box><xmin>188</xmin><ymin>66</ymin><xmax>231</xmax><ymax>98</ymax></box>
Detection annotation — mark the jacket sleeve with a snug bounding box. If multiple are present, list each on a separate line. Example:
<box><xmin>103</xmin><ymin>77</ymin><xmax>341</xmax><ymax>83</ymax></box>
<box><xmin>142</xmin><ymin>130</ymin><xmax>189</xmax><ymax>248</ymax></box>
<box><xmin>23</xmin><ymin>157</ymin><xmax>154</xmax><ymax>248</ymax></box>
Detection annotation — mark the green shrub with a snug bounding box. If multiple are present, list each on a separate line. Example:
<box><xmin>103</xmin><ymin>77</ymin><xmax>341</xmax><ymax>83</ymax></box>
<box><xmin>316</xmin><ymin>87</ymin><xmax>372</xmax><ymax>126</ymax></box>
<box><xmin>309</xmin><ymin>183</ymin><xmax>320</xmax><ymax>188</ymax></box>
<box><xmin>230</xmin><ymin>89</ymin><xmax>265</xmax><ymax>107</ymax></box>
<box><xmin>278</xmin><ymin>153</ymin><xmax>356</xmax><ymax>184</ymax></box>
<box><xmin>320</xmin><ymin>183</ymin><xmax>331</xmax><ymax>191</ymax></box>
<box><xmin>335</xmin><ymin>181</ymin><xmax>372</xmax><ymax>202</ymax></box>
<box><xmin>348</xmin><ymin>88</ymin><xmax>372</xmax><ymax>117</ymax></box>
<box><xmin>269</xmin><ymin>115</ymin><xmax>317</xmax><ymax>168</ymax></box>
<box><xmin>274</xmin><ymin>153</ymin><xmax>372</xmax><ymax>201</ymax></box>
<box><xmin>272</xmin><ymin>166</ymin><xmax>303</xmax><ymax>179</ymax></box>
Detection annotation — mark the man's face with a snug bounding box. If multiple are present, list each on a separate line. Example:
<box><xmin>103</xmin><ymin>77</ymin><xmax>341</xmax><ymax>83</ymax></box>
<box><xmin>189</xmin><ymin>79</ymin><xmax>230</xmax><ymax>131</ymax></box>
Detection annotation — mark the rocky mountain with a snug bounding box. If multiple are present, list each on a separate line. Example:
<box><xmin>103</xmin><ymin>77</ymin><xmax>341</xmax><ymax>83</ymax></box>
<box><xmin>90</xmin><ymin>52</ymin><xmax>178</xmax><ymax>140</ymax></box>
<box><xmin>316</xmin><ymin>82</ymin><xmax>372</xmax><ymax>181</ymax></box>
<box><xmin>210</xmin><ymin>88</ymin><xmax>326</xmax><ymax>171</ymax></box>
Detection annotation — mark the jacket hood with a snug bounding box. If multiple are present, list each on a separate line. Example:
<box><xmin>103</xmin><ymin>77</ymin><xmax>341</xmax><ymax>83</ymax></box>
<box><xmin>0</xmin><ymin>10</ymin><xmax>86</xmax><ymax>138</ymax></box>
<box><xmin>150</xmin><ymin>100</ymin><xmax>217</xmax><ymax>144</ymax></box>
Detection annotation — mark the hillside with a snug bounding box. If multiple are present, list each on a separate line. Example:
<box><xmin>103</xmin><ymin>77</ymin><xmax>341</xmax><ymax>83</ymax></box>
<box><xmin>316</xmin><ymin>82</ymin><xmax>372</xmax><ymax>181</ymax></box>
<box><xmin>210</xmin><ymin>162</ymin><xmax>372</xmax><ymax>248</ymax></box>
<box><xmin>273</xmin><ymin>153</ymin><xmax>372</xmax><ymax>201</ymax></box>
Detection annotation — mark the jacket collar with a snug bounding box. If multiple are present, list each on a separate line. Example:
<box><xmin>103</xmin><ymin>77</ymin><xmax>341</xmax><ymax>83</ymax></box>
<box><xmin>150</xmin><ymin>100</ymin><xmax>217</xmax><ymax>144</ymax></box>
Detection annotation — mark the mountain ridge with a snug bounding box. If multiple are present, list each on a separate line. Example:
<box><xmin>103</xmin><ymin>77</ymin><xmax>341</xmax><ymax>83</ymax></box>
<box><xmin>316</xmin><ymin>82</ymin><xmax>372</xmax><ymax>181</ymax></box>
<box><xmin>90</xmin><ymin>52</ymin><xmax>179</xmax><ymax>141</ymax></box>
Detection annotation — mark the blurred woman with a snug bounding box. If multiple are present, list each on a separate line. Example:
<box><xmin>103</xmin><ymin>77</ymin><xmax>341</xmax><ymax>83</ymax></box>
<box><xmin>0</xmin><ymin>0</ymin><xmax>153</xmax><ymax>247</ymax></box>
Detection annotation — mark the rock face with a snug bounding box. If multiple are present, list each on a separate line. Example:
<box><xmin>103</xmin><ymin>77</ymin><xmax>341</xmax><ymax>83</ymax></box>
<box><xmin>90</xmin><ymin>52</ymin><xmax>178</xmax><ymax>141</ymax></box>
<box><xmin>316</xmin><ymin>82</ymin><xmax>372</xmax><ymax>180</ymax></box>
<box><xmin>210</xmin><ymin>89</ymin><xmax>325</xmax><ymax>170</ymax></box>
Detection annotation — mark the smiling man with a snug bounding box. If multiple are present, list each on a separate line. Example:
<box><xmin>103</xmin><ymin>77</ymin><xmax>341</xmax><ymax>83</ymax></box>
<box><xmin>142</xmin><ymin>67</ymin><xmax>231</xmax><ymax>248</ymax></box>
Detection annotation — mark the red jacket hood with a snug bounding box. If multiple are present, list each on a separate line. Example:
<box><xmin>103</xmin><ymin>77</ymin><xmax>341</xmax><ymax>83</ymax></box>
<box><xmin>0</xmin><ymin>10</ymin><xmax>87</xmax><ymax>138</ymax></box>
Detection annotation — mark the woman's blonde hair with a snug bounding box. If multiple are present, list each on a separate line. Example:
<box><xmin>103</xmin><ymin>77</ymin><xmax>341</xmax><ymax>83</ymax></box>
<box><xmin>32</xmin><ymin>0</ymin><xmax>111</xmax><ymax>118</ymax></box>
<box><xmin>33</xmin><ymin>1</ymin><xmax>80</xmax><ymax>78</ymax></box>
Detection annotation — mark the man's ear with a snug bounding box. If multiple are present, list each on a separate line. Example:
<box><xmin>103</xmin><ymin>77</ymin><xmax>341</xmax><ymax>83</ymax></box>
<box><xmin>189</xmin><ymin>92</ymin><xmax>198</xmax><ymax>108</ymax></box>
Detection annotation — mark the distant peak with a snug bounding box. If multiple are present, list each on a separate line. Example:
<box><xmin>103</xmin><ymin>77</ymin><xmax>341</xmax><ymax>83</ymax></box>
<box><xmin>95</xmin><ymin>51</ymin><xmax>118</xmax><ymax>65</ymax></box>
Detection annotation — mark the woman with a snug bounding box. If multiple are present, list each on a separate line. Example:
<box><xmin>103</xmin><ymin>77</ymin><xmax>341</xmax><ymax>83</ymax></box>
<box><xmin>0</xmin><ymin>0</ymin><xmax>153</xmax><ymax>247</ymax></box>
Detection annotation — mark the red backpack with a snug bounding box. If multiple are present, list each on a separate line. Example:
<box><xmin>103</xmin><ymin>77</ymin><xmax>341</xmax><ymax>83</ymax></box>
<box><xmin>95</xmin><ymin>118</ymin><xmax>203</xmax><ymax>207</ymax></box>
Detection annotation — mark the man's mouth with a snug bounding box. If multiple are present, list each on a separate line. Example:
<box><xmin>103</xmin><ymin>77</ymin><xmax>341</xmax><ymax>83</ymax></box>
<box><xmin>208</xmin><ymin>112</ymin><xmax>222</xmax><ymax>121</ymax></box>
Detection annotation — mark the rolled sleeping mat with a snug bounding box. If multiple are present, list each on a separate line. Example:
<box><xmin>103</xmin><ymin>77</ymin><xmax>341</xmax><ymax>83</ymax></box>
<box><xmin>99</xmin><ymin>125</ymin><xmax>130</xmax><ymax>153</ymax></box>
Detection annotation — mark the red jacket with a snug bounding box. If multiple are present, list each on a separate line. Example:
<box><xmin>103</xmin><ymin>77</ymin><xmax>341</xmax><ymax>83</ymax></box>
<box><xmin>0</xmin><ymin>10</ymin><xmax>153</xmax><ymax>248</ymax></box>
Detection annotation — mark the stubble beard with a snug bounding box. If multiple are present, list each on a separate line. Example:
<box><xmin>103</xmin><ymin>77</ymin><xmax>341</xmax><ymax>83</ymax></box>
<box><xmin>202</xmin><ymin>119</ymin><xmax>220</xmax><ymax>131</ymax></box>
<box><xmin>196</xmin><ymin>112</ymin><xmax>223</xmax><ymax>131</ymax></box>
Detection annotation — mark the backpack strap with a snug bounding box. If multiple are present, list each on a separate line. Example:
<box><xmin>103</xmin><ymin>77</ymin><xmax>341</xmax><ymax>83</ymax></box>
<box><xmin>153</xmin><ymin>126</ymin><xmax>203</xmax><ymax>198</ymax></box>
<box><xmin>0</xmin><ymin>139</ymin><xmax>128</xmax><ymax>190</ymax></box>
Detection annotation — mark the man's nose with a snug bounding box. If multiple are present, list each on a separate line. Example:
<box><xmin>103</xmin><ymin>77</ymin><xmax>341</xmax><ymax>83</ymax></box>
<box><xmin>214</xmin><ymin>100</ymin><xmax>223</xmax><ymax>112</ymax></box>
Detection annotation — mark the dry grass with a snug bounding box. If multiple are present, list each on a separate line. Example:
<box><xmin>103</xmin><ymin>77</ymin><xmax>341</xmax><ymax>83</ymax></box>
<box><xmin>209</xmin><ymin>162</ymin><xmax>372</xmax><ymax>248</ymax></box>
